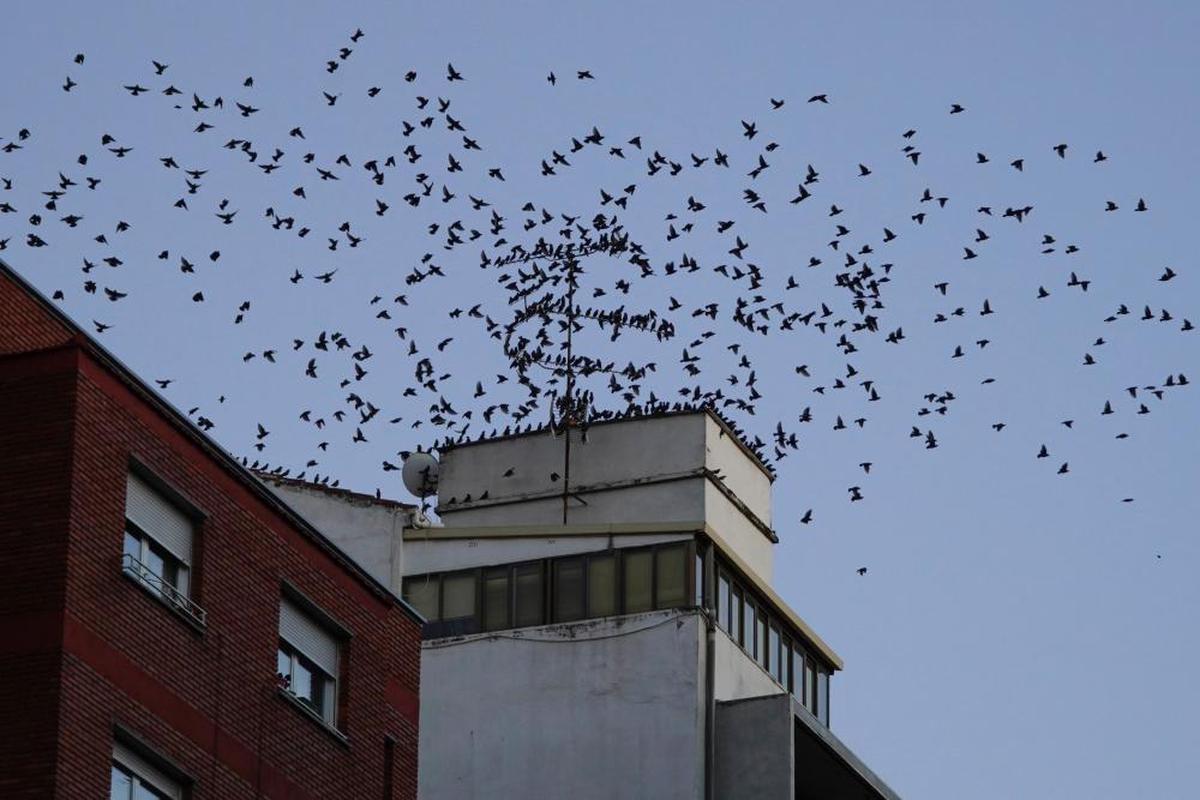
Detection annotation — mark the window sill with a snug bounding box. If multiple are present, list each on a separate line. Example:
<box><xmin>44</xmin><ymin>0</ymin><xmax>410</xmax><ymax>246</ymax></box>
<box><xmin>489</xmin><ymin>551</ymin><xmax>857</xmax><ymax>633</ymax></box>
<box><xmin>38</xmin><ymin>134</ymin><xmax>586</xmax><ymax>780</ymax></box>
<box><xmin>276</xmin><ymin>688</ymin><xmax>350</xmax><ymax>748</ymax></box>
<box><xmin>121</xmin><ymin>567</ymin><xmax>207</xmax><ymax>634</ymax></box>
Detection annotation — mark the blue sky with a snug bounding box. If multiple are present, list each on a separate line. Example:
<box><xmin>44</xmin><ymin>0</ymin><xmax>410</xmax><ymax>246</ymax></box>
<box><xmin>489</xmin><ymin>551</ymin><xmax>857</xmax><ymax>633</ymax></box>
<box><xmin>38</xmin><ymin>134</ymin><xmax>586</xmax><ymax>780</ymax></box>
<box><xmin>2</xmin><ymin>2</ymin><xmax>1198</xmax><ymax>797</ymax></box>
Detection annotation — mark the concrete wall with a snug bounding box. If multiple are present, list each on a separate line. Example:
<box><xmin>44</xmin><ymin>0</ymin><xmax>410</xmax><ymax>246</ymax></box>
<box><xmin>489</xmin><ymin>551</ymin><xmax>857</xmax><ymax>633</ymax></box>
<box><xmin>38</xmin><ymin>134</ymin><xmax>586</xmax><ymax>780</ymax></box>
<box><xmin>715</xmin><ymin>694</ymin><xmax>794</xmax><ymax>800</ymax></box>
<box><xmin>403</xmin><ymin>532</ymin><xmax>694</xmax><ymax>575</ymax></box>
<box><xmin>418</xmin><ymin>610</ymin><xmax>706</xmax><ymax>800</ymax></box>
<box><xmin>437</xmin><ymin>413</ymin><xmax>708</xmax><ymax>517</ymax></box>
<box><xmin>435</xmin><ymin>476</ymin><xmax>708</xmax><ymax>529</ymax></box>
<box><xmin>704</xmin><ymin>481</ymin><xmax>774</xmax><ymax>582</ymax></box>
<box><xmin>434</xmin><ymin>411</ymin><xmax>776</xmax><ymax>580</ymax></box>
<box><xmin>263</xmin><ymin>481</ymin><xmax>408</xmax><ymax>589</ymax></box>
<box><xmin>702</xmin><ymin>414</ymin><xmax>772</xmax><ymax>526</ymax></box>
<box><xmin>713</xmin><ymin>628</ymin><xmax>786</xmax><ymax>702</ymax></box>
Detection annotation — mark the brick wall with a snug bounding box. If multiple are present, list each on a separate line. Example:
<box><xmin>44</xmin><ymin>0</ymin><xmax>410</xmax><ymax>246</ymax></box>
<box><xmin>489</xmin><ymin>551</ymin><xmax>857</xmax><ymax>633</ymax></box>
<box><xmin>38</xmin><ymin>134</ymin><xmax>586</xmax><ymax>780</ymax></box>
<box><xmin>0</xmin><ymin>264</ymin><xmax>73</xmax><ymax>355</ymax></box>
<box><xmin>0</xmin><ymin>348</ymin><xmax>78</xmax><ymax>798</ymax></box>
<box><xmin>0</xmin><ymin>266</ymin><xmax>420</xmax><ymax>799</ymax></box>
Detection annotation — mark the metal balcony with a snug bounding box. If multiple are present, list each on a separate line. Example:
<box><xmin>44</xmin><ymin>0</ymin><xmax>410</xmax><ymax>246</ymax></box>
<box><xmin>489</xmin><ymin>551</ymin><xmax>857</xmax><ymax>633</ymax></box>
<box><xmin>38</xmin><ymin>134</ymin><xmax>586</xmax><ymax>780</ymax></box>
<box><xmin>121</xmin><ymin>552</ymin><xmax>207</xmax><ymax>627</ymax></box>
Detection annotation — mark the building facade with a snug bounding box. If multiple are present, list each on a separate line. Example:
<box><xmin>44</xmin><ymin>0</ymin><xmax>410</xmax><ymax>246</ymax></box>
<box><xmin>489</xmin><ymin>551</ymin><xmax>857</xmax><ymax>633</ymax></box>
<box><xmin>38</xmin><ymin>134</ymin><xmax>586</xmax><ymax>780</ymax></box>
<box><xmin>267</xmin><ymin>409</ymin><xmax>902</xmax><ymax>799</ymax></box>
<box><xmin>0</xmin><ymin>260</ymin><xmax>423</xmax><ymax>799</ymax></box>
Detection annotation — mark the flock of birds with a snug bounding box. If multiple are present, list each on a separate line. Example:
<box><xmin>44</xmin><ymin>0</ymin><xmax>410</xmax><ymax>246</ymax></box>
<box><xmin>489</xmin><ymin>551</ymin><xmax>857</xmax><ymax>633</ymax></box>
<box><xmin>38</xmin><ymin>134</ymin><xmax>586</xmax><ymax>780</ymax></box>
<box><xmin>0</xmin><ymin>29</ymin><xmax>1192</xmax><ymax>571</ymax></box>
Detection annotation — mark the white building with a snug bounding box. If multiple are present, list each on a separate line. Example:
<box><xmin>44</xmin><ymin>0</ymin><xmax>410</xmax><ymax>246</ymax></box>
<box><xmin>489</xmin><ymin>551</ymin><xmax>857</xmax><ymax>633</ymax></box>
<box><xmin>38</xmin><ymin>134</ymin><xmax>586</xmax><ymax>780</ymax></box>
<box><xmin>262</xmin><ymin>408</ymin><xmax>901</xmax><ymax>799</ymax></box>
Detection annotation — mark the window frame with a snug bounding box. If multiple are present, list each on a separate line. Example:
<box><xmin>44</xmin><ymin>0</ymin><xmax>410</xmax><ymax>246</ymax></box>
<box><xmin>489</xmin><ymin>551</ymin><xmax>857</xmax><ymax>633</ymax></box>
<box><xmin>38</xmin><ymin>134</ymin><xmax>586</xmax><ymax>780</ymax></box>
<box><xmin>552</xmin><ymin>556</ymin><xmax>587</xmax><ymax>623</ymax></box>
<box><xmin>111</xmin><ymin>738</ymin><xmax>186</xmax><ymax>800</ymax></box>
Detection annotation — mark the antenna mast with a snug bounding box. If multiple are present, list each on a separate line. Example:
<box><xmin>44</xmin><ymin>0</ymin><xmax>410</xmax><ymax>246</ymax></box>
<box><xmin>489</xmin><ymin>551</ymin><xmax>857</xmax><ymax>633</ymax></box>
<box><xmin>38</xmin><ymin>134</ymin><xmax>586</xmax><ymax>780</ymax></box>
<box><xmin>494</xmin><ymin>222</ymin><xmax>674</xmax><ymax>525</ymax></box>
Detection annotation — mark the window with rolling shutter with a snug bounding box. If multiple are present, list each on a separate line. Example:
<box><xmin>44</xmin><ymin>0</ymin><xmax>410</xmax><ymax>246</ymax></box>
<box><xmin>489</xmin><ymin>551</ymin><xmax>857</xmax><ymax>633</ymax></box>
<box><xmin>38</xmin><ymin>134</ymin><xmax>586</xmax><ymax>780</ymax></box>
<box><xmin>111</xmin><ymin>740</ymin><xmax>183</xmax><ymax>800</ymax></box>
<box><xmin>278</xmin><ymin>598</ymin><xmax>341</xmax><ymax>726</ymax></box>
<box><xmin>122</xmin><ymin>473</ymin><xmax>202</xmax><ymax>622</ymax></box>
<box><xmin>125</xmin><ymin>473</ymin><xmax>193</xmax><ymax>565</ymax></box>
<box><xmin>279</xmin><ymin>599</ymin><xmax>340</xmax><ymax>675</ymax></box>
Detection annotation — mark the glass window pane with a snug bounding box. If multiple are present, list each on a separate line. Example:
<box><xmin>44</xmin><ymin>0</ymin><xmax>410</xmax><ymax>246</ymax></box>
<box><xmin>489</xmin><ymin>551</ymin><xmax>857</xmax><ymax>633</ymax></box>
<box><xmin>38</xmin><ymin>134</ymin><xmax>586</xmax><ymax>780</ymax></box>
<box><xmin>483</xmin><ymin>569</ymin><xmax>510</xmax><ymax>631</ymax></box>
<box><xmin>441</xmin><ymin>573</ymin><xmax>476</xmax><ymax>620</ymax></box>
<box><xmin>655</xmin><ymin>545</ymin><xmax>687</xmax><ymax>609</ymax></box>
<box><xmin>792</xmin><ymin>646</ymin><xmax>805</xmax><ymax>704</ymax></box>
<box><xmin>514</xmin><ymin>563</ymin><xmax>544</xmax><ymax>627</ymax></box>
<box><xmin>309</xmin><ymin>668</ymin><xmax>327</xmax><ymax>717</ymax></box>
<box><xmin>587</xmin><ymin>555</ymin><xmax>617</xmax><ymax>618</ymax></box>
<box><xmin>782</xmin><ymin>638</ymin><xmax>792</xmax><ymax>690</ymax></box>
<box><xmin>173</xmin><ymin>565</ymin><xmax>189</xmax><ymax>597</ymax></box>
<box><xmin>403</xmin><ymin>577</ymin><xmax>440</xmax><ymax>621</ymax></box>
<box><xmin>770</xmin><ymin>625</ymin><xmax>783</xmax><ymax>683</ymax></box>
<box><xmin>718</xmin><ymin>574</ymin><xmax>731</xmax><ymax>633</ymax></box>
<box><xmin>553</xmin><ymin>559</ymin><xmax>585</xmax><ymax>622</ymax></box>
<box><xmin>756</xmin><ymin>615</ymin><xmax>768</xmax><ymax>667</ymax></box>
<box><xmin>292</xmin><ymin>659</ymin><xmax>314</xmax><ymax>706</ymax></box>
<box><xmin>805</xmin><ymin>658</ymin><xmax>816</xmax><ymax>712</ymax></box>
<box><xmin>817</xmin><ymin>668</ymin><xmax>830</xmax><ymax>726</ymax></box>
<box><xmin>111</xmin><ymin>764</ymin><xmax>133</xmax><ymax>800</ymax></box>
<box><xmin>134</xmin><ymin>778</ymin><xmax>169</xmax><ymax>800</ymax></box>
<box><xmin>144</xmin><ymin>547</ymin><xmax>166</xmax><ymax>583</ymax></box>
<box><xmin>123</xmin><ymin>531</ymin><xmax>141</xmax><ymax>563</ymax></box>
<box><xmin>731</xmin><ymin>586</ymin><xmax>742</xmax><ymax>644</ymax></box>
<box><xmin>150</xmin><ymin>542</ymin><xmax>180</xmax><ymax>589</ymax></box>
<box><xmin>743</xmin><ymin>600</ymin><xmax>756</xmax><ymax>656</ymax></box>
<box><xmin>694</xmin><ymin>552</ymin><xmax>704</xmax><ymax>606</ymax></box>
<box><xmin>277</xmin><ymin>648</ymin><xmax>290</xmax><ymax>686</ymax></box>
<box><xmin>623</xmin><ymin>550</ymin><xmax>653</xmax><ymax>613</ymax></box>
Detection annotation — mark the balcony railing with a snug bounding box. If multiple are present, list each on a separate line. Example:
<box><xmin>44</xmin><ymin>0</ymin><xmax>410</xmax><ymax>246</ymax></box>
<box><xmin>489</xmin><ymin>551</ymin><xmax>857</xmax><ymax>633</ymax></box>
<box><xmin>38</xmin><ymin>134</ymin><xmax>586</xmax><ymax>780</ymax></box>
<box><xmin>122</xmin><ymin>552</ymin><xmax>207</xmax><ymax>626</ymax></box>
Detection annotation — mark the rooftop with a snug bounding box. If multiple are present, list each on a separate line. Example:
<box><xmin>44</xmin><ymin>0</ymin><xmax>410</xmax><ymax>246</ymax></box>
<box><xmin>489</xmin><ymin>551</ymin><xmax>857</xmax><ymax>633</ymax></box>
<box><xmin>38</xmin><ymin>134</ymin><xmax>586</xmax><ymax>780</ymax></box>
<box><xmin>253</xmin><ymin>470</ymin><xmax>416</xmax><ymax>511</ymax></box>
<box><xmin>434</xmin><ymin>403</ymin><xmax>777</xmax><ymax>482</ymax></box>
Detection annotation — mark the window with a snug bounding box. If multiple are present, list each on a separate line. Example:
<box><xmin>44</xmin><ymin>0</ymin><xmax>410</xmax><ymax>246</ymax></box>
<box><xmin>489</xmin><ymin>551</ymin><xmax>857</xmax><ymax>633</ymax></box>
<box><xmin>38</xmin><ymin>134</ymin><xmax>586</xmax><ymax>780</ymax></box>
<box><xmin>513</xmin><ymin>562</ymin><xmax>544</xmax><ymax>627</ymax></box>
<box><xmin>111</xmin><ymin>742</ymin><xmax>182</xmax><ymax>800</ymax></box>
<box><xmin>553</xmin><ymin>558</ymin><xmax>585</xmax><ymax>622</ymax></box>
<box><xmin>694</xmin><ymin>551</ymin><xmax>705</xmax><ymax>607</ymax></box>
<box><xmin>278</xmin><ymin>597</ymin><xmax>341</xmax><ymax>727</ymax></box>
<box><xmin>757</xmin><ymin>614</ymin><xmax>768</xmax><ymax>668</ymax></box>
<box><xmin>655</xmin><ymin>544</ymin><xmax>687</xmax><ymax>609</ymax></box>
<box><xmin>770</xmin><ymin>624</ymin><xmax>783</xmax><ymax>683</ymax></box>
<box><xmin>817</xmin><ymin>666</ymin><xmax>830</xmax><ymax>726</ymax></box>
<box><xmin>123</xmin><ymin>473</ymin><xmax>200</xmax><ymax>621</ymax></box>
<box><xmin>744</xmin><ymin>599</ymin><xmax>753</xmax><ymax>657</ymax></box>
<box><xmin>483</xmin><ymin>568</ymin><xmax>510</xmax><ymax>631</ymax></box>
<box><xmin>404</xmin><ymin>542</ymin><xmax>698</xmax><ymax>638</ymax></box>
<box><xmin>805</xmin><ymin>657</ymin><xmax>816</xmax><ymax>715</ymax></box>
<box><xmin>717</xmin><ymin>573</ymin><xmax>731</xmax><ymax>633</ymax></box>
<box><xmin>402</xmin><ymin>577</ymin><xmax>439</xmax><ymax>621</ymax></box>
<box><xmin>783</xmin><ymin>637</ymin><xmax>794</xmax><ymax>692</ymax></box>
<box><xmin>791</xmin><ymin>644</ymin><xmax>805</xmax><ymax>705</ymax></box>
<box><xmin>441</xmin><ymin>572</ymin><xmax>476</xmax><ymax>622</ymax></box>
<box><xmin>587</xmin><ymin>554</ymin><xmax>617</xmax><ymax>617</ymax></box>
<box><xmin>730</xmin><ymin>584</ymin><xmax>743</xmax><ymax>645</ymax></box>
<box><xmin>623</xmin><ymin>549</ymin><xmax>653</xmax><ymax>613</ymax></box>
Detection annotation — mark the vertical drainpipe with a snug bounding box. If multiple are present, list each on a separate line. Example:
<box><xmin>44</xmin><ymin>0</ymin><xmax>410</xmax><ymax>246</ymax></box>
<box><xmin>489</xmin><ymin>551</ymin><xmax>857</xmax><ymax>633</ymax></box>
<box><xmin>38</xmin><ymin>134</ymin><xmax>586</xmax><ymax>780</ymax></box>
<box><xmin>702</xmin><ymin>538</ymin><xmax>717</xmax><ymax>800</ymax></box>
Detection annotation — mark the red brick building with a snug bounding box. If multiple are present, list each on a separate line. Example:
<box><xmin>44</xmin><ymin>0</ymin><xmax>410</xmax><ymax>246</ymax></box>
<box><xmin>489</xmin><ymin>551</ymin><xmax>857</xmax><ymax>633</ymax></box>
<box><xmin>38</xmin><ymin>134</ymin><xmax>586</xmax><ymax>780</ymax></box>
<box><xmin>0</xmin><ymin>259</ymin><xmax>422</xmax><ymax>799</ymax></box>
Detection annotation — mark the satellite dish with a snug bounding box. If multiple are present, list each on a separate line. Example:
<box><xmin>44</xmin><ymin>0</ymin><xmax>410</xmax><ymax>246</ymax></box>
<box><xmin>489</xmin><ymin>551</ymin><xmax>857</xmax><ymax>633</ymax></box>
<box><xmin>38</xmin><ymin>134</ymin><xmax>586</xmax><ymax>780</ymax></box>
<box><xmin>402</xmin><ymin>452</ymin><xmax>440</xmax><ymax>499</ymax></box>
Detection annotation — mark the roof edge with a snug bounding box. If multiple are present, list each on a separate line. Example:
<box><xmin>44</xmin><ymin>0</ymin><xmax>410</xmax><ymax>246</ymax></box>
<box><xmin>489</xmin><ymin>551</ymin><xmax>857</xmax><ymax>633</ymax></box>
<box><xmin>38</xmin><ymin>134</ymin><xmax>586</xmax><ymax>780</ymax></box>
<box><xmin>255</xmin><ymin>471</ymin><xmax>416</xmax><ymax>511</ymax></box>
<box><xmin>0</xmin><ymin>258</ymin><xmax>424</xmax><ymax>625</ymax></box>
<box><xmin>436</xmin><ymin>405</ymin><xmax>777</xmax><ymax>482</ymax></box>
